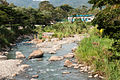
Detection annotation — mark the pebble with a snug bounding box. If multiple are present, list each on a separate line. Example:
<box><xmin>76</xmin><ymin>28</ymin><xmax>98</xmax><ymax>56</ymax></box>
<box><xmin>32</xmin><ymin>75</ymin><xmax>39</xmax><ymax>78</ymax></box>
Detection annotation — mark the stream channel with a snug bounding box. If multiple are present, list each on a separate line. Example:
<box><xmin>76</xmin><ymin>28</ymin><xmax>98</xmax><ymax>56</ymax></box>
<box><xmin>7</xmin><ymin>38</ymin><xmax>98</xmax><ymax>80</ymax></box>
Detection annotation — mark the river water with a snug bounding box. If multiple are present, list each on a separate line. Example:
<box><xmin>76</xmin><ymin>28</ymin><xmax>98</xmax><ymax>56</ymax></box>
<box><xmin>8</xmin><ymin>39</ymin><xmax>98</xmax><ymax>80</ymax></box>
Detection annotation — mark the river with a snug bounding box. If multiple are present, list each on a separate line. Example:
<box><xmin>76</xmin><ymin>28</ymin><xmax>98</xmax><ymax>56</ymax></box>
<box><xmin>7</xmin><ymin>39</ymin><xmax>98</xmax><ymax>80</ymax></box>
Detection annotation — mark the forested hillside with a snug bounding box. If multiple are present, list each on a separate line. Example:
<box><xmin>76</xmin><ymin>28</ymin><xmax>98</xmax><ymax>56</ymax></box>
<box><xmin>6</xmin><ymin>0</ymin><xmax>90</xmax><ymax>8</ymax></box>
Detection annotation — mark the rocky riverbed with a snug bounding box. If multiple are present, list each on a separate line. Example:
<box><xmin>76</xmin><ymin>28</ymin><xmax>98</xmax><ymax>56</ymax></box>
<box><xmin>0</xmin><ymin>33</ymin><xmax>102</xmax><ymax>80</ymax></box>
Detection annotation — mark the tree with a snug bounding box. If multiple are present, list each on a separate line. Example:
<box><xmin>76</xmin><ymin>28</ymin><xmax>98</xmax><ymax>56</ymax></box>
<box><xmin>60</xmin><ymin>4</ymin><xmax>73</xmax><ymax>12</ymax></box>
<box><xmin>88</xmin><ymin>0</ymin><xmax>120</xmax><ymax>52</ymax></box>
<box><xmin>39</xmin><ymin>1</ymin><xmax>54</xmax><ymax>11</ymax></box>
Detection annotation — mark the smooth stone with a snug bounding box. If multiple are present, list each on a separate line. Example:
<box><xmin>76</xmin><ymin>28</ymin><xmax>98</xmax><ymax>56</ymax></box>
<box><xmin>28</xmin><ymin>49</ymin><xmax>44</xmax><ymax>59</ymax></box>
<box><xmin>16</xmin><ymin>51</ymin><xmax>25</xmax><ymax>59</ymax></box>
<box><xmin>32</xmin><ymin>75</ymin><xmax>39</xmax><ymax>78</ymax></box>
<box><xmin>0</xmin><ymin>55</ymin><xmax>7</xmax><ymax>60</ymax></box>
<box><xmin>49</xmin><ymin>56</ymin><xmax>63</xmax><ymax>61</ymax></box>
<box><xmin>31</xmin><ymin>78</ymin><xmax>38</xmax><ymax>80</ymax></box>
<box><xmin>49</xmin><ymin>50</ymin><xmax>56</xmax><ymax>54</ymax></box>
<box><xmin>62</xmin><ymin>71</ymin><xmax>71</xmax><ymax>74</ymax></box>
<box><xmin>64</xmin><ymin>53</ymin><xmax>74</xmax><ymax>58</ymax></box>
<box><xmin>64</xmin><ymin>59</ymin><xmax>73</xmax><ymax>67</ymax></box>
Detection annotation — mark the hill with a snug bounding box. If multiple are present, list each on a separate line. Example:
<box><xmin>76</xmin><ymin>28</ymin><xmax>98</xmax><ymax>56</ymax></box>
<box><xmin>6</xmin><ymin>0</ymin><xmax>90</xmax><ymax>8</ymax></box>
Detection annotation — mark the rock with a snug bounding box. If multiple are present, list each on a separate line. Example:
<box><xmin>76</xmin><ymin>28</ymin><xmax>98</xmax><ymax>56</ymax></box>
<box><xmin>16</xmin><ymin>51</ymin><xmax>25</xmax><ymax>59</ymax></box>
<box><xmin>49</xmin><ymin>50</ymin><xmax>56</xmax><ymax>54</ymax></box>
<box><xmin>32</xmin><ymin>75</ymin><xmax>39</xmax><ymax>78</ymax></box>
<box><xmin>99</xmin><ymin>76</ymin><xmax>104</xmax><ymax>79</ymax></box>
<box><xmin>3</xmin><ymin>52</ymin><xmax>8</xmax><ymax>55</ymax></box>
<box><xmin>20</xmin><ymin>64</ymin><xmax>30</xmax><ymax>70</ymax></box>
<box><xmin>94</xmin><ymin>74</ymin><xmax>99</xmax><ymax>78</ymax></box>
<box><xmin>0</xmin><ymin>55</ymin><xmax>7</xmax><ymax>60</ymax></box>
<box><xmin>62</xmin><ymin>71</ymin><xmax>71</xmax><ymax>74</ymax></box>
<box><xmin>49</xmin><ymin>56</ymin><xmax>63</xmax><ymax>61</ymax></box>
<box><xmin>52</xmin><ymin>44</ymin><xmax>62</xmax><ymax>51</ymax></box>
<box><xmin>72</xmin><ymin>47</ymin><xmax>77</xmax><ymax>52</ymax></box>
<box><xmin>73</xmin><ymin>64</ymin><xmax>79</xmax><ymax>69</ymax></box>
<box><xmin>12</xmin><ymin>73</ymin><xmax>17</xmax><ymax>77</ymax></box>
<box><xmin>37</xmin><ymin>58</ymin><xmax>43</xmax><ymax>61</ymax></box>
<box><xmin>51</xmin><ymin>38</ymin><xmax>59</xmax><ymax>42</ymax></box>
<box><xmin>31</xmin><ymin>78</ymin><xmax>38</xmax><ymax>80</ymax></box>
<box><xmin>64</xmin><ymin>53</ymin><xmax>74</xmax><ymax>58</ymax></box>
<box><xmin>28</xmin><ymin>49</ymin><xmax>44</xmax><ymax>59</ymax></box>
<box><xmin>88</xmin><ymin>75</ymin><xmax>93</xmax><ymax>78</ymax></box>
<box><xmin>64</xmin><ymin>59</ymin><xmax>73</xmax><ymax>67</ymax></box>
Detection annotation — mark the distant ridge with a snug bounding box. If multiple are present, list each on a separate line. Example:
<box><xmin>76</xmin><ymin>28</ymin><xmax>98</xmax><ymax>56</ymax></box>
<box><xmin>6</xmin><ymin>0</ymin><xmax>90</xmax><ymax>8</ymax></box>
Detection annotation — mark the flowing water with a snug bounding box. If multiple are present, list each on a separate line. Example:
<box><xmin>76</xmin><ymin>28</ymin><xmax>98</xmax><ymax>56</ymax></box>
<box><xmin>8</xmin><ymin>39</ymin><xmax>98</xmax><ymax>80</ymax></box>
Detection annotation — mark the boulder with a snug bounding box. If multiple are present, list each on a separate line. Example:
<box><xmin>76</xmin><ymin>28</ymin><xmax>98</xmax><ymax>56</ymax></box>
<box><xmin>28</xmin><ymin>49</ymin><xmax>44</xmax><ymax>59</ymax></box>
<box><xmin>0</xmin><ymin>55</ymin><xmax>7</xmax><ymax>60</ymax></box>
<box><xmin>64</xmin><ymin>59</ymin><xmax>73</xmax><ymax>67</ymax></box>
<box><xmin>64</xmin><ymin>53</ymin><xmax>74</xmax><ymax>58</ymax></box>
<box><xmin>16</xmin><ymin>51</ymin><xmax>25</xmax><ymax>59</ymax></box>
<box><xmin>49</xmin><ymin>56</ymin><xmax>63</xmax><ymax>61</ymax></box>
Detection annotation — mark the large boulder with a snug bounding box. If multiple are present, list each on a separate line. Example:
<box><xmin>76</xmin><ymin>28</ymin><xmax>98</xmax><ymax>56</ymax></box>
<box><xmin>28</xmin><ymin>49</ymin><xmax>44</xmax><ymax>59</ymax></box>
<box><xmin>0</xmin><ymin>55</ymin><xmax>7</xmax><ymax>60</ymax></box>
<box><xmin>64</xmin><ymin>59</ymin><xmax>73</xmax><ymax>67</ymax></box>
<box><xmin>16</xmin><ymin>51</ymin><xmax>25</xmax><ymax>59</ymax></box>
<box><xmin>49</xmin><ymin>56</ymin><xmax>63</xmax><ymax>61</ymax></box>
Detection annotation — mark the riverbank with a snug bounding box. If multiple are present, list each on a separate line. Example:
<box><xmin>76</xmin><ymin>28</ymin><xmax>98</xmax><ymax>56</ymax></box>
<box><xmin>0</xmin><ymin>59</ymin><xmax>29</xmax><ymax>79</ymax></box>
<box><xmin>75</xmin><ymin>27</ymin><xmax>120</xmax><ymax>80</ymax></box>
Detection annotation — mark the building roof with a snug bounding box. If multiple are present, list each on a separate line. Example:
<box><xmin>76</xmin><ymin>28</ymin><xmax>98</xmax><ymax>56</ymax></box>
<box><xmin>70</xmin><ymin>15</ymin><xmax>94</xmax><ymax>17</ymax></box>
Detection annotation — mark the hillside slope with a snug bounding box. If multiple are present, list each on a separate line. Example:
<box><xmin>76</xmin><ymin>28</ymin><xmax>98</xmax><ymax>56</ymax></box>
<box><xmin>6</xmin><ymin>0</ymin><xmax>90</xmax><ymax>8</ymax></box>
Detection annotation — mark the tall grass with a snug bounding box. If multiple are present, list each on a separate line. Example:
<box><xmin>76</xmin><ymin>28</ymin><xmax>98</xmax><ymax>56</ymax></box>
<box><xmin>75</xmin><ymin>27</ymin><xmax>120</xmax><ymax>80</ymax></box>
<box><xmin>42</xmin><ymin>22</ymin><xmax>91</xmax><ymax>39</ymax></box>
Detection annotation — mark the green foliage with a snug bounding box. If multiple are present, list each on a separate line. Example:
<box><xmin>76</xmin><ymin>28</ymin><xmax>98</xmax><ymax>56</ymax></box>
<box><xmin>76</xmin><ymin>27</ymin><xmax>120</xmax><ymax>80</ymax></box>
<box><xmin>43</xmin><ymin>22</ymin><xmax>91</xmax><ymax>39</ymax></box>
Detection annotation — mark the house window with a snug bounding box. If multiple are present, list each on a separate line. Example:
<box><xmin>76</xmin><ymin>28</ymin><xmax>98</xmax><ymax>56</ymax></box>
<box><xmin>88</xmin><ymin>18</ymin><xmax>91</xmax><ymax>20</ymax></box>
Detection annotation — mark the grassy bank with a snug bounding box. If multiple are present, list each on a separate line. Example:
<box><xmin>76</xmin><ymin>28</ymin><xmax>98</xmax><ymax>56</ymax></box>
<box><xmin>75</xmin><ymin>27</ymin><xmax>120</xmax><ymax>80</ymax></box>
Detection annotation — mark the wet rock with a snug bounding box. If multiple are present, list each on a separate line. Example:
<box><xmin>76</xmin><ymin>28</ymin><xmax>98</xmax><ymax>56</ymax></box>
<box><xmin>52</xmin><ymin>44</ymin><xmax>62</xmax><ymax>51</ymax></box>
<box><xmin>64</xmin><ymin>59</ymin><xmax>73</xmax><ymax>67</ymax></box>
<box><xmin>32</xmin><ymin>75</ymin><xmax>39</xmax><ymax>78</ymax></box>
<box><xmin>31</xmin><ymin>78</ymin><xmax>38</xmax><ymax>80</ymax></box>
<box><xmin>28</xmin><ymin>49</ymin><xmax>44</xmax><ymax>59</ymax></box>
<box><xmin>62</xmin><ymin>71</ymin><xmax>71</xmax><ymax>74</ymax></box>
<box><xmin>3</xmin><ymin>52</ymin><xmax>9</xmax><ymax>56</ymax></box>
<box><xmin>94</xmin><ymin>74</ymin><xmax>99</xmax><ymax>78</ymax></box>
<box><xmin>64</xmin><ymin>53</ymin><xmax>74</xmax><ymax>58</ymax></box>
<box><xmin>73</xmin><ymin>64</ymin><xmax>80</xmax><ymax>69</ymax></box>
<box><xmin>0</xmin><ymin>55</ymin><xmax>7</xmax><ymax>60</ymax></box>
<box><xmin>12</xmin><ymin>73</ymin><xmax>17</xmax><ymax>77</ymax></box>
<box><xmin>88</xmin><ymin>75</ymin><xmax>93</xmax><ymax>78</ymax></box>
<box><xmin>20</xmin><ymin>64</ymin><xmax>30</xmax><ymax>71</ymax></box>
<box><xmin>51</xmin><ymin>38</ymin><xmax>59</xmax><ymax>42</ymax></box>
<box><xmin>99</xmin><ymin>76</ymin><xmax>104</xmax><ymax>79</ymax></box>
<box><xmin>37</xmin><ymin>58</ymin><xmax>43</xmax><ymax>61</ymax></box>
<box><xmin>72</xmin><ymin>47</ymin><xmax>77</xmax><ymax>52</ymax></box>
<box><xmin>49</xmin><ymin>56</ymin><xmax>63</xmax><ymax>61</ymax></box>
<box><xmin>49</xmin><ymin>50</ymin><xmax>56</xmax><ymax>54</ymax></box>
<box><xmin>16</xmin><ymin>51</ymin><xmax>25</xmax><ymax>59</ymax></box>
